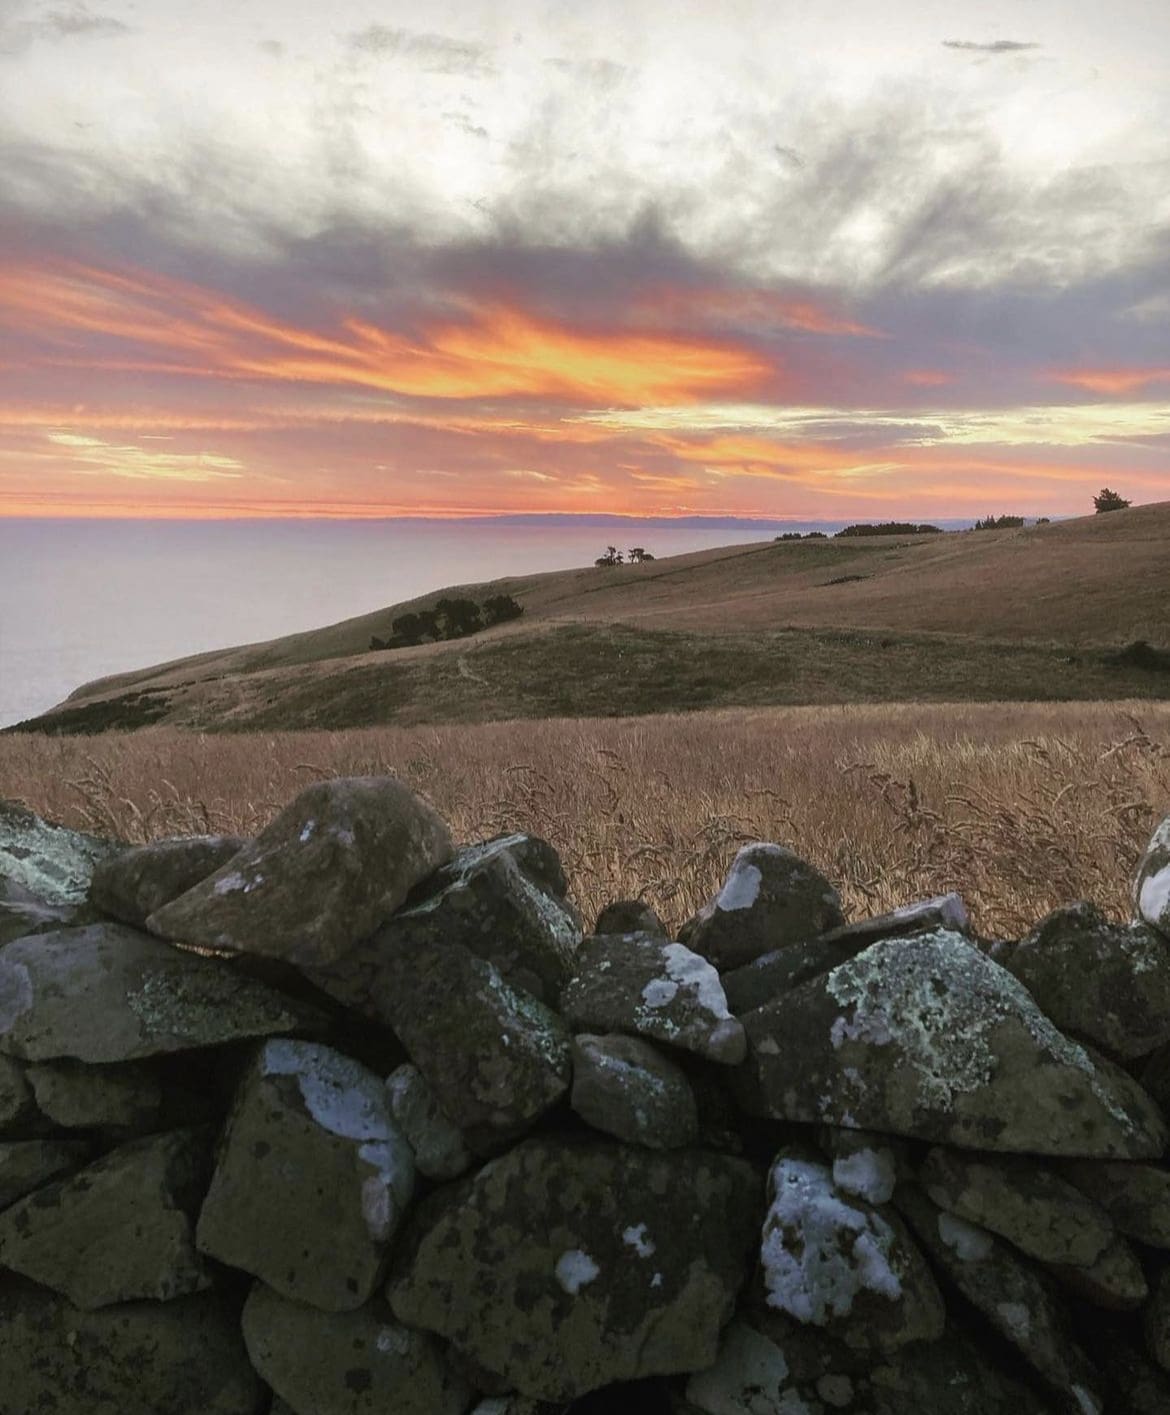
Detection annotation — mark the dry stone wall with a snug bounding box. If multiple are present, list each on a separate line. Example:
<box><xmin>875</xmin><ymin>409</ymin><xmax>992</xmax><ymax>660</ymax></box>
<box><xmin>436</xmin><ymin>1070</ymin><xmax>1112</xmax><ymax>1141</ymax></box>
<box><xmin>1</xmin><ymin>781</ymin><xmax>1170</xmax><ymax>1414</ymax></box>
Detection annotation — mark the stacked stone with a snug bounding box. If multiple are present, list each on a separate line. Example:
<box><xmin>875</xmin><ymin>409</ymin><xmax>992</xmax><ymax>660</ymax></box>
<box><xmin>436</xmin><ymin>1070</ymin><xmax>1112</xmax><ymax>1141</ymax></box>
<box><xmin>1</xmin><ymin>785</ymin><xmax>1169</xmax><ymax>1414</ymax></box>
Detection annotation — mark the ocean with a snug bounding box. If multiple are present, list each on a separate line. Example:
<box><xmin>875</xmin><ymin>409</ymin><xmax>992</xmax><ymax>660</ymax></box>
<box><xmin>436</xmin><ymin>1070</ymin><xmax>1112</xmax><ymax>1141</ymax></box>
<box><xmin>0</xmin><ymin>516</ymin><xmax>837</xmax><ymax>729</ymax></box>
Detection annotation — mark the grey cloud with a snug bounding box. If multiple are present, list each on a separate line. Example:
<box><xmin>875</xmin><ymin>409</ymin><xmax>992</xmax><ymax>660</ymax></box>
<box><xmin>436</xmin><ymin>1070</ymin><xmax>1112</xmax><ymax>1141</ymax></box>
<box><xmin>345</xmin><ymin>25</ymin><xmax>493</xmax><ymax>76</ymax></box>
<box><xmin>443</xmin><ymin>111</ymin><xmax>489</xmax><ymax>140</ymax></box>
<box><xmin>545</xmin><ymin>57</ymin><xmax>627</xmax><ymax>90</ymax></box>
<box><xmin>0</xmin><ymin>3</ymin><xmax>130</xmax><ymax>55</ymax></box>
<box><xmin>942</xmin><ymin>39</ymin><xmax>1040</xmax><ymax>54</ymax></box>
<box><xmin>258</xmin><ymin>39</ymin><xmax>284</xmax><ymax>57</ymax></box>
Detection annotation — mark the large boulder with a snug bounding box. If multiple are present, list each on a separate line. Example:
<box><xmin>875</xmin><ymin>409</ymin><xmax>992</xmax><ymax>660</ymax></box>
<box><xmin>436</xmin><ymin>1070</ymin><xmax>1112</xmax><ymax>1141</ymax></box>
<box><xmin>196</xmin><ymin>1039</ymin><xmax>415</xmax><ymax>1311</ymax></box>
<box><xmin>146</xmin><ymin>777</ymin><xmax>453</xmax><ymax>966</ymax></box>
<box><xmin>89</xmin><ymin>834</ymin><xmax>246</xmax><ymax>928</ymax></box>
<box><xmin>26</xmin><ymin>1057</ymin><xmax>164</xmax><ymax>1131</ymax></box>
<box><xmin>758</xmin><ymin>1153</ymin><xmax>944</xmax><ymax>1352</ymax></box>
<box><xmin>683</xmin><ymin>1320</ymin><xmax>804</xmax><ymax>1415</ymax></box>
<box><xmin>242</xmin><ymin>1280</ymin><xmax>472</xmax><ymax>1415</ymax></box>
<box><xmin>570</xmin><ymin>1033</ymin><xmax>699</xmax><ymax>1149</ymax></box>
<box><xmin>561</xmin><ymin>933</ymin><xmax>746</xmax><ymax>1065</ymax></box>
<box><xmin>0</xmin><ymin>875</ymin><xmax>76</xmax><ymax>946</ymax></box>
<box><xmin>899</xmin><ymin>1187</ymin><xmax>1105</xmax><ymax>1411</ymax></box>
<box><xmin>0</xmin><ymin>922</ymin><xmax>326</xmax><ymax>1062</ymax></box>
<box><xmin>0</xmin><ymin>799</ymin><xmax>118</xmax><ymax>906</ymax></box>
<box><xmin>0</xmin><ymin>1278</ymin><xmax>263</xmax><ymax>1415</ymax></box>
<box><xmin>360</xmin><ymin>939</ymin><xmax>572</xmax><ymax>1155</ymax></box>
<box><xmin>1136</xmin><ymin>816</ymin><xmax>1170</xmax><ymax>938</ymax></box>
<box><xmin>0</xmin><ymin>1127</ymin><xmax>212</xmax><ymax>1308</ymax></box>
<box><xmin>737</xmin><ymin>929</ymin><xmax>1167</xmax><ymax>1158</ymax></box>
<box><xmin>0</xmin><ymin>1137</ymin><xmax>93</xmax><ymax>1208</ymax></box>
<box><xmin>385</xmin><ymin>1064</ymin><xmax>472</xmax><ymax>1182</ymax></box>
<box><xmin>919</xmin><ymin>1148</ymin><xmax>1113</xmax><ymax>1266</ymax></box>
<box><xmin>0</xmin><ymin>1052</ymin><xmax>32</xmax><ymax>1129</ymax></box>
<box><xmin>595</xmin><ymin>899</ymin><xmax>668</xmax><ymax>938</ymax></box>
<box><xmin>1050</xmin><ymin>1234</ymin><xmax>1148</xmax><ymax>1310</ymax></box>
<box><xmin>679</xmin><ymin>843</ymin><xmax>844</xmax><ymax>971</ymax></box>
<box><xmin>1007</xmin><ymin>902</ymin><xmax>1170</xmax><ymax>1059</ymax></box>
<box><xmin>1062</xmin><ymin>1160</ymin><xmax>1170</xmax><ymax>1248</ymax></box>
<box><xmin>389</xmin><ymin>1137</ymin><xmax>761</xmax><ymax>1401</ymax></box>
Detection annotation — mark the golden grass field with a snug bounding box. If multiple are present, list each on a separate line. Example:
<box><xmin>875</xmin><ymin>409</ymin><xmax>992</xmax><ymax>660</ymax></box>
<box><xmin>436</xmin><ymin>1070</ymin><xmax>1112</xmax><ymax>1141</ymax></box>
<box><xmin>4</xmin><ymin>700</ymin><xmax>1168</xmax><ymax>941</ymax></box>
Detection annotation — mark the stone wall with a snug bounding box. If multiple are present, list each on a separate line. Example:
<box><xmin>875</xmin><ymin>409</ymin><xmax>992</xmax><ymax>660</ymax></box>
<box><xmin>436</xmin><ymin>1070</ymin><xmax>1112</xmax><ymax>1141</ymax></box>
<box><xmin>1</xmin><ymin>781</ymin><xmax>1170</xmax><ymax>1414</ymax></box>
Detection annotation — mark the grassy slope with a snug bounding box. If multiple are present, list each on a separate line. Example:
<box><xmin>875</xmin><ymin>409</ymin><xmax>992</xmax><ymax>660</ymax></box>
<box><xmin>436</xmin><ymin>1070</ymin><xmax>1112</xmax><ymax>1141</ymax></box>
<box><xmin>18</xmin><ymin>501</ymin><xmax>1170</xmax><ymax>733</ymax></box>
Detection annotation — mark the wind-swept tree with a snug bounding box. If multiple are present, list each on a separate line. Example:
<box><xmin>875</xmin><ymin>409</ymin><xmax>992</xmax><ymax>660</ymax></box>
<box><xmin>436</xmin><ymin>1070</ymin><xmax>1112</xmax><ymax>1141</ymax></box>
<box><xmin>595</xmin><ymin>546</ymin><xmax>624</xmax><ymax>566</ymax></box>
<box><xmin>1093</xmin><ymin>488</ymin><xmax>1131</xmax><ymax>513</ymax></box>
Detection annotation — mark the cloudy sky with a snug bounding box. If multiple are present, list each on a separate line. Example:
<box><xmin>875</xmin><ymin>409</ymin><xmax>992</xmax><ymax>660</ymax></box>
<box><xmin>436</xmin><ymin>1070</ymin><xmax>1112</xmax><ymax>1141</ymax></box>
<box><xmin>1</xmin><ymin>0</ymin><xmax>1168</xmax><ymax>519</ymax></box>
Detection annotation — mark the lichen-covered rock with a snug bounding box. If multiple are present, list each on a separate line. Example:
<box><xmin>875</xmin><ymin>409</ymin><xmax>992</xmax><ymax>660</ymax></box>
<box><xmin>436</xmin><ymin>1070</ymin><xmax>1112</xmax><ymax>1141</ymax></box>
<box><xmin>1007</xmin><ymin>902</ymin><xmax>1170</xmax><ymax>1059</ymax></box>
<box><xmin>0</xmin><ymin>1137</ymin><xmax>92</xmax><ymax>1208</ymax></box>
<box><xmin>0</xmin><ymin>1278</ymin><xmax>263</xmax><ymax>1415</ymax></box>
<box><xmin>197</xmin><ymin>1039</ymin><xmax>415</xmax><ymax>1311</ymax></box>
<box><xmin>561</xmin><ymin>933</ymin><xmax>746</xmax><ymax>1065</ymax></box>
<box><xmin>309</xmin><ymin>833</ymin><xmax>581</xmax><ymax>1014</ymax></box>
<box><xmin>737</xmin><ymin>929</ymin><xmax>1167</xmax><ymax>1158</ymax></box>
<box><xmin>89</xmin><ymin>834</ymin><xmax>246</xmax><ymax>928</ymax></box>
<box><xmin>0</xmin><ymin>875</ymin><xmax>76</xmax><ymax>946</ymax></box>
<box><xmin>389</xmin><ymin>1137</ymin><xmax>761</xmax><ymax>1401</ymax></box>
<box><xmin>865</xmin><ymin>1330</ymin><xmax>1056</xmax><ymax>1415</ymax></box>
<box><xmin>367</xmin><ymin>939</ymin><xmax>571</xmax><ymax>1155</ymax></box>
<box><xmin>242</xmin><ymin>1281</ymin><xmax>472</xmax><ymax>1415</ymax></box>
<box><xmin>0</xmin><ymin>1127</ymin><xmax>212</xmax><ymax>1308</ymax></box>
<box><xmin>919</xmin><ymin>1148</ymin><xmax>1113</xmax><ymax>1266</ymax></box>
<box><xmin>385</xmin><ymin>1064</ymin><xmax>472</xmax><ymax>1182</ymax></box>
<box><xmin>1049</xmin><ymin>1234</ymin><xmax>1148</xmax><ymax>1311</ymax></box>
<box><xmin>820</xmin><ymin>1128</ymin><xmax>905</xmax><ymax>1206</ymax></box>
<box><xmin>0</xmin><ymin>800</ymin><xmax>119</xmax><ymax>906</ymax></box>
<box><xmin>595</xmin><ymin>899</ymin><xmax>668</xmax><ymax>938</ymax></box>
<box><xmin>146</xmin><ymin>777</ymin><xmax>453</xmax><ymax>966</ymax></box>
<box><xmin>1135</xmin><ymin>816</ymin><xmax>1170</xmax><ymax>939</ymax></box>
<box><xmin>1062</xmin><ymin>1160</ymin><xmax>1170</xmax><ymax>1247</ymax></box>
<box><xmin>679</xmin><ymin>843</ymin><xmax>844</xmax><ymax>971</ymax></box>
<box><xmin>898</xmin><ymin>1187</ymin><xmax>1105</xmax><ymax>1411</ymax></box>
<box><xmin>684</xmin><ymin>1320</ymin><xmax>804</xmax><ymax>1415</ymax></box>
<box><xmin>0</xmin><ymin>922</ymin><xmax>326</xmax><ymax>1062</ymax></box>
<box><xmin>722</xmin><ymin>934</ymin><xmax>863</xmax><ymax>1017</ymax></box>
<box><xmin>0</xmin><ymin>1051</ymin><xmax>32</xmax><ymax>1130</ymax></box>
<box><xmin>570</xmin><ymin>1033</ymin><xmax>698</xmax><ymax>1149</ymax></box>
<box><xmin>759</xmin><ymin>1154</ymin><xmax>944</xmax><ymax>1352</ymax></box>
<box><xmin>1087</xmin><ymin>1332</ymin><xmax>1170</xmax><ymax>1415</ymax></box>
<box><xmin>26</xmin><ymin>1057</ymin><xmax>164</xmax><ymax>1131</ymax></box>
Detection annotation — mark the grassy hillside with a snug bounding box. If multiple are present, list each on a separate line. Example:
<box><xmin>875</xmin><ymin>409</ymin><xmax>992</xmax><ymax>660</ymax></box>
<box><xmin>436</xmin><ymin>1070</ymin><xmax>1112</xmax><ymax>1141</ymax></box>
<box><xmin>14</xmin><ymin>501</ymin><xmax>1170</xmax><ymax>733</ymax></box>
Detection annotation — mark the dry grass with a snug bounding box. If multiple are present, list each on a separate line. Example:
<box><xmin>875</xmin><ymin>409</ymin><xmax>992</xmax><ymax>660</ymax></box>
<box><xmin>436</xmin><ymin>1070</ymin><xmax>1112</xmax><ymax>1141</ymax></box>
<box><xmin>3</xmin><ymin>701</ymin><xmax>1168</xmax><ymax>940</ymax></box>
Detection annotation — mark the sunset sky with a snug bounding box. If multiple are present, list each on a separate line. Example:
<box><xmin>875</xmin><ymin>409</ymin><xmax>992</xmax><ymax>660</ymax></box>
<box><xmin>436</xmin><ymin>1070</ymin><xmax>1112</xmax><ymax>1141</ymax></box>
<box><xmin>2</xmin><ymin>0</ymin><xmax>1169</xmax><ymax>520</ymax></box>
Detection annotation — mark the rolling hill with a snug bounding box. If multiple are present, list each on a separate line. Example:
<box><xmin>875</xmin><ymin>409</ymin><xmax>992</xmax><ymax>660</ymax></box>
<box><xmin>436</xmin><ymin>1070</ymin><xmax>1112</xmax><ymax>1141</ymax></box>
<box><xmin>13</xmin><ymin>501</ymin><xmax>1170</xmax><ymax>734</ymax></box>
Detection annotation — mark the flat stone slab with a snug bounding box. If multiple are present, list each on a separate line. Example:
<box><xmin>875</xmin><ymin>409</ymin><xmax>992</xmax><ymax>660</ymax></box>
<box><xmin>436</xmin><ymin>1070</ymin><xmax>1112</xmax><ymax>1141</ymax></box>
<box><xmin>1</xmin><ymin>876</ymin><xmax>77</xmax><ymax>946</ymax></box>
<box><xmin>27</xmin><ymin>1057</ymin><xmax>165</xmax><ymax>1131</ymax></box>
<box><xmin>389</xmin><ymin>1137</ymin><xmax>761</xmax><ymax>1401</ymax></box>
<box><xmin>0</xmin><ymin>1137</ymin><xmax>92</xmax><ymax>1209</ymax></box>
<box><xmin>0</xmin><ymin>1127</ymin><xmax>213</xmax><ymax>1308</ymax></box>
<box><xmin>0</xmin><ymin>800</ymin><xmax>119</xmax><ymax>907</ymax></box>
<box><xmin>0</xmin><ymin>1278</ymin><xmax>263</xmax><ymax>1415</ymax></box>
<box><xmin>197</xmin><ymin>1039</ymin><xmax>415</xmax><ymax>1311</ymax></box>
<box><xmin>561</xmin><ymin>932</ymin><xmax>746</xmax><ymax>1065</ymax></box>
<box><xmin>89</xmin><ymin>834</ymin><xmax>246</xmax><ymax>928</ymax></box>
<box><xmin>570</xmin><ymin>1033</ymin><xmax>698</xmax><ymax>1149</ymax></box>
<box><xmin>0</xmin><ymin>922</ymin><xmax>326</xmax><ymax>1062</ymax></box>
<box><xmin>242</xmin><ymin>1282</ymin><xmax>472</xmax><ymax>1415</ymax></box>
<box><xmin>146</xmin><ymin>776</ymin><xmax>453</xmax><ymax>966</ymax></box>
<box><xmin>738</xmin><ymin>929</ymin><xmax>1167</xmax><ymax>1158</ymax></box>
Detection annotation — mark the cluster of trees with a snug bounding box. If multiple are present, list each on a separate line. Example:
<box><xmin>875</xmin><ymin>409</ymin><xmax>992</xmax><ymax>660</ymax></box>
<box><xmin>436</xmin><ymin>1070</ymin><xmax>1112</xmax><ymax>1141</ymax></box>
<box><xmin>834</xmin><ymin>522</ymin><xmax>942</xmax><ymax>538</ymax></box>
<box><xmin>973</xmin><ymin>514</ymin><xmax>1026</xmax><ymax>530</ymax></box>
<box><xmin>774</xmin><ymin>531</ymin><xmax>828</xmax><ymax>541</ymax></box>
<box><xmin>369</xmin><ymin>593</ymin><xmax>523</xmax><ymax>651</ymax></box>
<box><xmin>594</xmin><ymin>546</ymin><xmax>656</xmax><ymax>566</ymax></box>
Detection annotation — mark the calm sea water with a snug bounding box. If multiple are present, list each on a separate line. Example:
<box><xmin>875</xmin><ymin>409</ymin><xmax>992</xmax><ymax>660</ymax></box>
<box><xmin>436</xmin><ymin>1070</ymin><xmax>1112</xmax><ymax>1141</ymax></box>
<box><xmin>0</xmin><ymin>517</ymin><xmax>831</xmax><ymax>728</ymax></box>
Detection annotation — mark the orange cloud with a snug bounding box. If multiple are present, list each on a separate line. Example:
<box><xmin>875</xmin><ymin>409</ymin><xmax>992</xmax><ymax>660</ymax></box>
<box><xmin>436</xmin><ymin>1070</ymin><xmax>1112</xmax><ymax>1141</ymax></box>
<box><xmin>0</xmin><ymin>259</ymin><xmax>775</xmax><ymax>407</ymax></box>
<box><xmin>1048</xmin><ymin>366</ymin><xmax>1170</xmax><ymax>395</ymax></box>
<box><xmin>903</xmin><ymin>369</ymin><xmax>954</xmax><ymax>387</ymax></box>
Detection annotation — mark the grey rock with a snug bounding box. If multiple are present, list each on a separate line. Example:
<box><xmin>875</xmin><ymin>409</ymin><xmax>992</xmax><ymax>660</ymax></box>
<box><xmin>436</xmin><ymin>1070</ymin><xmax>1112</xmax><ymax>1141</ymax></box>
<box><xmin>0</xmin><ymin>1127</ymin><xmax>212</xmax><ymax>1308</ymax></box>
<box><xmin>0</xmin><ymin>1278</ymin><xmax>263</xmax><ymax>1415</ymax></box>
<box><xmin>1136</xmin><ymin>816</ymin><xmax>1170</xmax><ymax>938</ymax></box>
<box><xmin>146</xmin><ymin>776</ymin><xmax>453</xmax><ymax>966</ymax></box>
<box><xmin>823</xmin><ymin>892</ymin><xmax>971</xmax><ymax>949</ymax></box>
<box><xmin>1049</xmin><ymin>1234</ymin><xmax>1148</xmax><ymax>1310</ymax></box>
<box><xmin>385</xmin><ymin>1064</ymin><xmax>472</xmax><ymax>1182</ymax></box>
<box><xmin>737</xmin><ymin>929</ymin><xmax>1167</xmax><ymax>1158</ymax></box>
<box><xmin>820</xmin><ymin>1128</ymin><xmax>906</xmax><ymax>1206</ymax></box>
<box><xmin>1089</xmin><ymin>1334</ymin><xmax>1170</xmax><ymax>1415</ymax></box>
<box><xmin>1062</xmin><ymin>1160</ymin><xmax>1170</xmax><ymax>1247</ymax></box>
<box><xmin>197</xmin><ymin>1039</ymin><xmax>414</xmax><ymax>1311</ymax></box>
<box><xmin>27</xmin><ymin>1057</ymin><xmax>164</xmax><ymax>1131</ymax></box>
<box><xmin>570</xmin><ymin>1033</ymin><xmax>698</xmax><ymax>1148</ymax></box>
<box><xmin>899</xmin><ymin>1186</ymin><xmax>1104</xmax><ymax>1410</ymax></box>
<box><xmin>0</xmin><ymin>1052</ymin><xmax>32</xmax><ymax>1130</ymax></box>
<box><xmin>242</xmin><ymin>1281</ymin><xmax>471</xmax><ymax>1415</ymax></box>
<box><xmin>1007</xmin><ymin>902</ymin><xmax>1170</xmax><ymax>1059</ymax></box>
<box><xmin>684</xmin><ymin>1320</ymin><xmax>803</xmax><ymax>1415</ymax></box>
<box><xmin>0</xmin><ymin>875</ymin><xmax>76</xmax><ymax>945</ymax></box>
<box><xmin>0</xmin><ymin>1137</ymin><xmax>92</xmax><ymax>1208</ymax></box>
<box><xmin>364</xmin><ymin>939</ymin><xmax>571</xmax><ymax>1155</ymax></box>
<box><xmin>389</xmin><ymin>1136</ymin><xmax>761</xmax><ymax>1402</ymax></box>
<box><xmin>309</xmin><ymin>833</ymin><xmax>581</xmax><ymax>1013</ymax></box>
<box><xmin>920</xmin><ymin>1148</ymin><xmax>1113</xmax><ymax>1266</ymax></box>
<box><xmin>759</xmin><ymin>1153</ymin><xmax>944</xmax><ymax>1352</ymax></box>
<box><xmin>595</xmin><ymin>899</ymin><xmax>668</xmax><ymax>938</ymax></box>
<box><xmin>561</xmin><ymin>932</ymin><xmax>746</xmax><ymax>1065</ymax></box>
<box><xmin>0</xmin><ymin>922</ymin><xmax>326</xmax><ymax>1062</ymax></box>
<box><xmin>0</xmin><ymin>799</ymin><xmax>119</xmax><ymax>906</ymax></box>
<box><xmin>1146</xmin><ymin>1269</ymin><xmax>1170</xmax><ymax>1372</ymax></box>
<box><xmin>679</xmin><ymin>843</ymin><xmax>844</xmax><ymax>971</ymax></box>
<box><xmin>866</xmin><ymin>1330</ymin><xmax>1057</xmax><ymax>1415</ymax></box>
<box><xmin>89</xmin><ymin>834</ymin><xmax>246</xmax><ymax>928</ymax></box>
